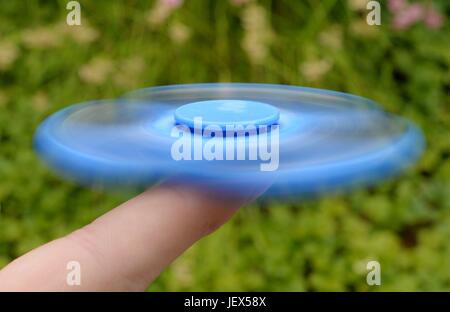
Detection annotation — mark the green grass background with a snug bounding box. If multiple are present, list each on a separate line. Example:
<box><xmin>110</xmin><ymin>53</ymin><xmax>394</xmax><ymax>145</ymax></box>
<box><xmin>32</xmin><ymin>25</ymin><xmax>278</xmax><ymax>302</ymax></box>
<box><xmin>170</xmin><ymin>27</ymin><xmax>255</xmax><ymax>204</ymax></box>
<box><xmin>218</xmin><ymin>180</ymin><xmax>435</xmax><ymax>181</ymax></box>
<box><xmin>0</xmin><ymin>0</ymin><xmax>449</xmax><ymax>291</ymax></box>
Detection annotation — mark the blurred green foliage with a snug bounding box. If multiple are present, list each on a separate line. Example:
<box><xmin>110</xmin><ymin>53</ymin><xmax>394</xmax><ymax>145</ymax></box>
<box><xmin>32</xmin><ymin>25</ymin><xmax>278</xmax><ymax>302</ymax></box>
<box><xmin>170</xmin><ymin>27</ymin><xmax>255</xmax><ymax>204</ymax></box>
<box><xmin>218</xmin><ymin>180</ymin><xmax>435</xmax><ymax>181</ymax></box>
<box><xmin>0</xmin><ymin>0</ymin><xmax>449</xmax><ymax>291</ymax></box>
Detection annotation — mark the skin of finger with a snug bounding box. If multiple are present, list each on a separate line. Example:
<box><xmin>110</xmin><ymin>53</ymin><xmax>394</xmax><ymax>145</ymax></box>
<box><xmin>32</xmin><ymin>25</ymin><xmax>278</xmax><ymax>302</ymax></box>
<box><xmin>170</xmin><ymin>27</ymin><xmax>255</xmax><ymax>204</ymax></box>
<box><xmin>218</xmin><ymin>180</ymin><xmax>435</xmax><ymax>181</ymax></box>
<box><xmin>0</xmin><ymin>184</ymin><xmax>250</xmax><ymax>291</ymax></box>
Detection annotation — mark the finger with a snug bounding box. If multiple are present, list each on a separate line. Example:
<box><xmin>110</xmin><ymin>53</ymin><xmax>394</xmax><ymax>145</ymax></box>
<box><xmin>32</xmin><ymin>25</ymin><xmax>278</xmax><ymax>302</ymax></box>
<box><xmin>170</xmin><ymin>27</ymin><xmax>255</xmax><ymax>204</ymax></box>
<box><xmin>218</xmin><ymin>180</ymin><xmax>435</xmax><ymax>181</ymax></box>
<box><xmin>0</xmin><ymin>182</ymin><xmax>260</xmax><ymax>291</ymax></box>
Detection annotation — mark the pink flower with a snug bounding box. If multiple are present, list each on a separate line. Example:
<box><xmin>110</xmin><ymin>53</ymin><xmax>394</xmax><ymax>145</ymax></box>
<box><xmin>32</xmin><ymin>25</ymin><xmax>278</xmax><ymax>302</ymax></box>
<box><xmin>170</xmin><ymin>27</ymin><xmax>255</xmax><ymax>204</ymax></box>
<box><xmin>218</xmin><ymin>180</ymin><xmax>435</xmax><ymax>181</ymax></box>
<box><xmin>388</xmin><ymin>0</ymin><xmax>406</xmax><ymax>13</ymax></box>
<box><xmin>424</xmin><ymin>7</ymin><xmax>444</xmax><ymax>29</ymax></box>
<box><xmin>393</xmin><ymin>3</ymin><xmax>425</xmax><ymax>30</ymax></box>
<box><xmin>390</xmin><ymin>0</ymin><xmax>445</xmax><ymax>31</ymax></box>
<box><xmin>161</xmin><ymin>0</ymin><xmax>183</xmax><ymax>9</ymax></box>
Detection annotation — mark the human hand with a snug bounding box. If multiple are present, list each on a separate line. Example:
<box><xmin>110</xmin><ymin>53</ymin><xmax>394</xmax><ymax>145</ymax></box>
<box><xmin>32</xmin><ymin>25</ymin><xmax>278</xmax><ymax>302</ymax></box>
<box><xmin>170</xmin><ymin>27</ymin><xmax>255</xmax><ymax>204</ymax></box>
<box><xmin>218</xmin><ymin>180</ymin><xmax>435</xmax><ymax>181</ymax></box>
<box><xmin>0</xmin><ymin>182</ymin><xmax>260</xmax><ymax>291</ymax></box>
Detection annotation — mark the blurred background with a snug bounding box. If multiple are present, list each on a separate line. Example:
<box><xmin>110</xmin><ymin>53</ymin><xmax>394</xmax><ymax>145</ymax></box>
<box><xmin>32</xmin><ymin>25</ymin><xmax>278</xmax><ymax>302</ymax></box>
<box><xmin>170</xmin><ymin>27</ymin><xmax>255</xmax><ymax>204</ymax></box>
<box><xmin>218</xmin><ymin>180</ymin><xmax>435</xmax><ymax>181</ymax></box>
<box><xmin>0</xmin><ymin>0</ymin><xmax>449</xmax><ymax>291</ymax></box>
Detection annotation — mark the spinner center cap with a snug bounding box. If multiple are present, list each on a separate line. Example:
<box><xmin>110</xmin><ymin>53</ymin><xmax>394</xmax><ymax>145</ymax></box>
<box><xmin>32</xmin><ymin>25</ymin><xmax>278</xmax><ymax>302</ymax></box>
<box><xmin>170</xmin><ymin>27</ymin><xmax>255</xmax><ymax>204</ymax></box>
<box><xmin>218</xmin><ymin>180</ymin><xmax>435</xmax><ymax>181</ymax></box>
<box><xmin>174</xmin><ymin>100</ymin><xmax>280</xmax><ymax>129</ymax></box>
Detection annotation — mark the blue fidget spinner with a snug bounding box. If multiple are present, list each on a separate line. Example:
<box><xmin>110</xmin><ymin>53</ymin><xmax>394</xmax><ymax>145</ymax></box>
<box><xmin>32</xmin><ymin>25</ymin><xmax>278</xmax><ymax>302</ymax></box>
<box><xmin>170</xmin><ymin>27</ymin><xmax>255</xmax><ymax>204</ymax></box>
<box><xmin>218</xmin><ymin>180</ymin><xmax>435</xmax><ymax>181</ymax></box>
<box><xmin>33</xmin><ymin>83</ymin><xmax>424</xmax><ymax>196</ymax></box>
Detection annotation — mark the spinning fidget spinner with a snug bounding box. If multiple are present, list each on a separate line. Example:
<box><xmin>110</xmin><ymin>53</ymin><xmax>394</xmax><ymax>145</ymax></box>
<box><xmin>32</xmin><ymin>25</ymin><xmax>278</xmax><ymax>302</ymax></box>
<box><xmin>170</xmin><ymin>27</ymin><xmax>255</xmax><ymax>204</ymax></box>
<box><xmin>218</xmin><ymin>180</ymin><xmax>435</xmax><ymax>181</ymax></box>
<box><xmin>34</xmin><ymin>83</ymin><xmax>424</xmax><ymax>196</ymax></box>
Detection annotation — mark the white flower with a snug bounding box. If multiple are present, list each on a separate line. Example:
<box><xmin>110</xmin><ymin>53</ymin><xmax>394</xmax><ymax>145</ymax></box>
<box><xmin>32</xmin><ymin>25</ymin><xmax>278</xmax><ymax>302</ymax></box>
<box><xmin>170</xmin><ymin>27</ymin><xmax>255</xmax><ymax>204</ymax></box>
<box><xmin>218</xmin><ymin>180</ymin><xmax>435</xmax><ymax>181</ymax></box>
<box><xmin>300</xmin><ymin>59</ymin><xmax>332</xmax><ymax>82</ymax></box>
<box><xmin>147</xmin><ymin>0</ymin><xmax>184</xmax><ymax>27</ymax></box>
<box><xmin>168</xmin><ymin>21</ymin><xmax>191</xmax><ymax>44</ymax></box>
<box><xmin>319</xmin><ymin>25</ymin><xmax>343</xmax><ymax>50</ymax></box>
<box><xmin>22</xmin><ymin>26</ymin><xmax>62</xmax><ymax>49</ymax></box>
<box><xmin>61</xmin><ymin>22</ymin><xmax>100</xmax><ymax>44</ymax></box>
<box><xmin>79</xmin><ymin>57</ymin><xmax>114</xmax><ymax>85</ymax></box>
<box><xmin>0</xmin><ymin>41</ymin><xmax>19</xmax><ymax>71</ymax></box>
<box><xmin>241</xmin><ymin>4</ymin><xmax>274</xmax><ymax>65</ymax></box>
<box><xmin>349</xmin><ymin>0</ymin><xmax>368</xmax><ymax>11</ymax></box>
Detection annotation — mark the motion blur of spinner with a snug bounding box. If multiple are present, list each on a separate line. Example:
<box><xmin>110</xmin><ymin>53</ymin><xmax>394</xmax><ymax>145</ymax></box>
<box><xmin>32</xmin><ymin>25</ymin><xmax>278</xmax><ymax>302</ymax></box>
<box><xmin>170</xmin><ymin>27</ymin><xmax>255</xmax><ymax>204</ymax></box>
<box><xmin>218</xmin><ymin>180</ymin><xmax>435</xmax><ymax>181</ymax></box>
<box><xmin>33</xmin><ymin>83</ymin><xmax>425</xmax><ymax>197</ymax></box>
